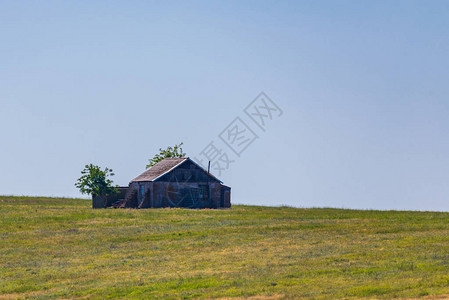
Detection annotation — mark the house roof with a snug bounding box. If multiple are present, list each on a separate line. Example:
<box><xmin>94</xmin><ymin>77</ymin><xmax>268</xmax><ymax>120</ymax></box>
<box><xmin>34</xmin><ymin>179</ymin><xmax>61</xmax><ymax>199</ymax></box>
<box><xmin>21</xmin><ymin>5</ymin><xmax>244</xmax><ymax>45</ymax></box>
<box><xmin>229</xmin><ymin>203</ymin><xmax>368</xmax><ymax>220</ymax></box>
<box><xmin>131</xmin><ymin>157</ymin><xmax>188</xmax><ymax>182</ymax></box>
<box><xmin>131</xmin><ymin>157</ymin><xmax>223</xmax><ymax>183</ymax></box>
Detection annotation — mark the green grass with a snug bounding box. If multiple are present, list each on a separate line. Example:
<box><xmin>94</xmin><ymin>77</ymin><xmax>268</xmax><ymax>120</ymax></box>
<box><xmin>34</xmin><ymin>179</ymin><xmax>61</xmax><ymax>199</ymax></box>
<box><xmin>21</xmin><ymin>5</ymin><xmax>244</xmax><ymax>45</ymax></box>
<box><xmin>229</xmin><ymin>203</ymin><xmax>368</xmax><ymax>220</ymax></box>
<box><xmin>1</xmin><ymin>196</ymin><xmax>449</xmax><ymax>299</ymax></box>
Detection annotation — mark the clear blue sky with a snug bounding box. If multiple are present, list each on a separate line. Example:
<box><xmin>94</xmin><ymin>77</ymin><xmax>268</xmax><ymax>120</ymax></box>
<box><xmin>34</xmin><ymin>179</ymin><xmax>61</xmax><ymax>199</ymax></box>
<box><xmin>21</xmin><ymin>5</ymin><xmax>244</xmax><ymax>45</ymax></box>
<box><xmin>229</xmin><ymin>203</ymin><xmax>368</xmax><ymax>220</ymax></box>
<box><xmin>1</xmin><ymin>1</ymin><xmax>449</xmax><ymax>210</ymax></box>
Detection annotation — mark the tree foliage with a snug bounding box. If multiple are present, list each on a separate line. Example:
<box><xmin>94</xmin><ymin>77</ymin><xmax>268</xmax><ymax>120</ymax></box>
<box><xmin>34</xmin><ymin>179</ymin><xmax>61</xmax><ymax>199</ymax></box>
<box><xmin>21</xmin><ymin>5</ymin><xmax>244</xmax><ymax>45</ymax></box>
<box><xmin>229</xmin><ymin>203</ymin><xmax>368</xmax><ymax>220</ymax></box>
<box><xmin>75</xmin><ymin>164</ymin><xmax>117</xmax><ymax>196</ymax></box>
<box><xmin>146</xmin><ymin>142</ymin><xmax>186</xmax><ymax>169</ymax></box>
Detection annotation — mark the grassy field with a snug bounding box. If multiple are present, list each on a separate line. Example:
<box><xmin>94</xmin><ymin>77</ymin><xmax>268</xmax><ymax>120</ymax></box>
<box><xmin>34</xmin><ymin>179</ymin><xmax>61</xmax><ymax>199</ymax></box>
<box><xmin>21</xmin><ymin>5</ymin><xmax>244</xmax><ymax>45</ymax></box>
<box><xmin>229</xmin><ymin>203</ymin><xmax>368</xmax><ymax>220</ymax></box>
<box><xmin>1</xmin><ymin>196</ymin><xmax>449</xmax><ymax>299</ymax></box>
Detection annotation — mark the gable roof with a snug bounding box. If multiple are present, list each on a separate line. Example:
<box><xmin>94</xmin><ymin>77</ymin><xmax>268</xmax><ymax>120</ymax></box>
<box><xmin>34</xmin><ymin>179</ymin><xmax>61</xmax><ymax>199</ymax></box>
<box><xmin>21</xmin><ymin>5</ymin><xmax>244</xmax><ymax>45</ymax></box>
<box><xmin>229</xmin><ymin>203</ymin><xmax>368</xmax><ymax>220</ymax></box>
<box><xmin>130</xmin><ymin>157</ymin><xmax>223</xmax><ymax>183</ymax></box>
<box><xmin>131</xmin><ymin>157</ymin><xmax>188</xmax><ymax>182</ymax></box>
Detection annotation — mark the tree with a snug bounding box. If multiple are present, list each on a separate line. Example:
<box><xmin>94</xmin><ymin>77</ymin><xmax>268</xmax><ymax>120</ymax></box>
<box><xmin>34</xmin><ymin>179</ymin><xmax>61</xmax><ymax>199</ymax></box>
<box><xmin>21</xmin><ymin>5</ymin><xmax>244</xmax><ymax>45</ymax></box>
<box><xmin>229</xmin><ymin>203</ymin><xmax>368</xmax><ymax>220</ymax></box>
<box><xmin>146</xmin><ymin>142</ymin><xmax>186</xmax><ymax>169</ymax></box>
<box><xmin>75</xmin><ymin>164</ymin><xmax>117</xmax><ymax>197</ymax></box>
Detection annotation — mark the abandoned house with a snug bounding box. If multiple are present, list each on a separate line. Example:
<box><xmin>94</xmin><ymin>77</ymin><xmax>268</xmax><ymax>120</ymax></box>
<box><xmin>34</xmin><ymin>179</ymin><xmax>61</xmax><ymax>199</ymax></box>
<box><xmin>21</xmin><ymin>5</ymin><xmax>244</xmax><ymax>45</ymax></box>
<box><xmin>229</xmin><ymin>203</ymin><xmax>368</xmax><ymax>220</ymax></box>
<box><xmin>93</xmin><ymin>157</ymin><xmax>231</xmax><ymax>209</ymax></box>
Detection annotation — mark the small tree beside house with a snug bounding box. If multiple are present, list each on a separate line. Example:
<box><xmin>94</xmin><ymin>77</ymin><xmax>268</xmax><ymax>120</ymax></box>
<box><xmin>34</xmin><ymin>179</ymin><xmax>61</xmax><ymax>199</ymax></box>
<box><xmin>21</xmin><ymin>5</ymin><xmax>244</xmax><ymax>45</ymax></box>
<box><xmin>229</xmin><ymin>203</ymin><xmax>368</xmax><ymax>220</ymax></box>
<box><xmin>75</xmin><ymin>164</ymin><xmax>118</xmax><ymax>208</ymax></box>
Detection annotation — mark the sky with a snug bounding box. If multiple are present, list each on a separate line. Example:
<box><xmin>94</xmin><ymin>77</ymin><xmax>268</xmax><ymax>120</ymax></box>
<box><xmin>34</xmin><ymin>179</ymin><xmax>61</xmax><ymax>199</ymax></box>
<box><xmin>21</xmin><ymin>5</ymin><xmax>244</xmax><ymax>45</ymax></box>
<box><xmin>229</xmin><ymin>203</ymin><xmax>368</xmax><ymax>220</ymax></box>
<box><xmin>1</xmin><ymin>1</ymin><xmax>449</xmax><ymax>210</ymax></box>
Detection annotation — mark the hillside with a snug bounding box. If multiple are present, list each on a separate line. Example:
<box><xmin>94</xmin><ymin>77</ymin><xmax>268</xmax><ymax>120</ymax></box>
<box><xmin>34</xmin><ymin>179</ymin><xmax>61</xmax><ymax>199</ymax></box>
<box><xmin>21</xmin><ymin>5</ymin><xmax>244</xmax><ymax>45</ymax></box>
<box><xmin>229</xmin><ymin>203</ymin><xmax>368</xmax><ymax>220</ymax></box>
<box><xmin>1</xmin><ymin>196</ymin><xmax>449</xmax><ymax>299</ymax></box>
